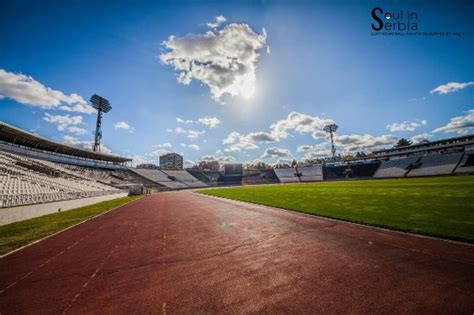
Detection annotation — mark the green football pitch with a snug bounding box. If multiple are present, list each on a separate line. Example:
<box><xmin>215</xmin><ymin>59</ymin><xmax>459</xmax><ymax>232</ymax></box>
<box><xmin>199</xmin><ymin>176</ymin><xmax>474</xmax><ymax>243</ymax></box>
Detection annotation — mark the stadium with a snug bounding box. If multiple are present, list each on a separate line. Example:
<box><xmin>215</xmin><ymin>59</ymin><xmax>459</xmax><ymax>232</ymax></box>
<box><xmin>0</xmin><ymin>1</ymin><xmax>473</xmax><ymax>314</ymax></box>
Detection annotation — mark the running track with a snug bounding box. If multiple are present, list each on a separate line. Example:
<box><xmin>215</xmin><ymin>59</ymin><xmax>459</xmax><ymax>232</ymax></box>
<box><xmin>0</xmin><ymin>192</ymin><xmax>473</xmax><ymax>314</ymax></box>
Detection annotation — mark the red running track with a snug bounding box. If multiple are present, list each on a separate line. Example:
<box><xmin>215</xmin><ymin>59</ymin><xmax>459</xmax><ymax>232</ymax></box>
<box><xmin>0</xmin><ymin>192</ymin><xmax>473</xmax><ymax>314</ymax></box>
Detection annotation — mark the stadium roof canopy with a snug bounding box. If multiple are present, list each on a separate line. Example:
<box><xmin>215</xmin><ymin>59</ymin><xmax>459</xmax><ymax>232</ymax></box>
<box><xmin>0</xmin><ymin>122</ymin><xmax>131</xmax><ymax>163</ymax></box>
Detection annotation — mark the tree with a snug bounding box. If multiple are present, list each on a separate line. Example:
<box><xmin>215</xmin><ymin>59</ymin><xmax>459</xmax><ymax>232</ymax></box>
<box><xmin>394</xmin><ymin>138</ymin><xmax>412</xmax><ymax>148</ymax></box>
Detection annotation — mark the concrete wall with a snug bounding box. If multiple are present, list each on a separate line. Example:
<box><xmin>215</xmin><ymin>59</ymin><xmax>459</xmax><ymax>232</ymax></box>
<box><xmin>0</xmin><ymin>193</ymin><xmax>128</xmax><ymax>226</ymax></box>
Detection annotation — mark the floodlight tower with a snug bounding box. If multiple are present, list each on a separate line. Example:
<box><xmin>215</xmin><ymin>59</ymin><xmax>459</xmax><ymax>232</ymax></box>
<box><xmin>90</xmin><ymin>94</ymin><xmax>112</xmax><ymax>152</ymax></box>
<box><xmin>323</xmin><ymin>123</ymin><xmax>338</xmax><ymax>158</ymax></box>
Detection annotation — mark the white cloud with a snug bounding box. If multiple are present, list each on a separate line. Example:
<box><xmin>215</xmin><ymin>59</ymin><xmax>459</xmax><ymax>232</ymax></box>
<box><xmin>270</xmin><ymin>111</ymin><xmax>334</xmax><ymax>140</ymax></box>
<box><xmin>207</xmin><ymin>15</ymin><xmax>227</xmax><ymax>29</ymax></box>
<box><xmin>63</xmin><ymin>135</ymin><xmax>114</xmax><ymax>155</ymax></box>
<box><xmin>430</xmin><ymin>81</ymin><xmax>474</xmax><ymax>95</ymax></box>
<box><xmin>410</xmin><ymin>133</ymin><xmax>433</xmax><ymax>144</ymax></box>
<box><xmin>386</xmin><ymin>119</ymin><xmax>427</xmax><ymax>132</ymax></box>
<box><xmin>335</xmin><ymin>134</ymin><xmax>397</xmax><ymax>153</ymax></box>
<box><xmin>222</xmin><ymin>111</ymin><xmax>333</xmax><ymax>152</ymax></box>
<box><xmin>432</xmin><ymin>109</ymin><xmax>474</xmax><ymax>135</ymax></box>
<box><xmin>114</xmin><ymin>121</ymin><xmax>134</xmax><ymax>133</ymax></box>
<box><xmin>261</xmin><ymin>147</ymin><xmax>292</xmax><ymax>160</ymax></box>
<box><xmin>197</xmin><ymin>116</ymin><xmax>221</xmax><ymax>128</ymax></box>
<box><xmin>184</xmin><ymin>159</ymin><xmax>196</xmax><ymax>168</ymax></box>
<box><xmin>147</xmin><ymin>148</ymin><xmax>171</xmax><ymax>157</ymax></box>
<box><xmin>176</xmin><ymin>117</ymin><xmax>193</xmax><ymax>124</ymax></box>
<box><xmin>188</xmin><ymin>144</ymin><xmax>200</xmax><ymax>150</ymax></box>
<box><xmin>43</xmin><ymin>113</ymin><xmax>88</xmax><ymax>135</ymax></box>
<box><xmin>153</xmin><ymin>143</ymin><xmax>172</xmax><ymax>149</ymax></box>
<box><xmin>200</xmin><ymin>149</ymin><xmax>235</xmax><ymax>163</ymax></box>
<box><xmin>297</xmin><ymin>144</ymin><xmax>331</xmax><ymax>160</ymax></box>
<box><xmin>222</xmin><ymin>131</ymin><xmax>264</xmax><ymax>152</ymax></box>
<box><xmin>187</xmin><ymin>129</ymin><xmax>206</xmax><ymax>139</ymax></box>
<box><xmin>160</xmin><ymin>23</ymin><xmax>267</xmax><ymax>101</ymax></box>
<box><xmin>0</xmin><ymin>69</ymin><xmax>95</xmax><ymax>114</ymax></box>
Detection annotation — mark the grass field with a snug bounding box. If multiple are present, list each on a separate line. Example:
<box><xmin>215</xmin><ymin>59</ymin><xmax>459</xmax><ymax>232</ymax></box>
<box><xmin>199</xmin><ymin>176</ymin><xmax>474</xmax><ymax>243</ymax></box>
<box><xmin>0</xmin><ymin>195</ymin><xmax>142</xmax><ymax>256</ymax></box>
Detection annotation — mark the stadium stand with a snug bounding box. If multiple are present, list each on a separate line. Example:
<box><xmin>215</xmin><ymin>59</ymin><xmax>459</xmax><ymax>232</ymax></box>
<box><xmin>323</xmin><ymin>165</ymin><xmax>350</xmax><ymax>180</ymax></box>
<box><xmin>161</xmin><ymin>170</ymin><xmax>207</xmax><ymax>188</ymax></box>
<box><xmin>297</xmin><ymin>166</ymin><xmax>323</xmax><ymax>182</ymax></box>
<box><xmin>129</xmin><ymin>169</ymin><xmax>189</xmax><ymax>189</ymax></box>
<box><xmin>455</xmin><ymin>152</ymin><xmax>474</xmax><ymax>174</ymax></box>
<box><xmin>260</xmin><ymin>169</ymin><xmax>280</xmax><ymax>184</ymax></box>
<box><xmin>0</xmin><ymin>151</ymin><xmax>124</xmax><ymax>208</ymax></box>
<box><xmin>407</xmin><ymin>152</ymin><xmax>463</xmax><ymax>177</ymax></box>
<box><xmin>219</xmin><ymin>174</ymin><xmax>243</xmax><ymax>186</ymax></box>
<box><xmin>373</xmin><ymin>156</ymin><xmax>421</xmax><ymax>178</ymax></box>
<box><xmin>274</xmin><ymin>168</ymin><xmax>299</xmax><ymax>183</ymax></box>
<box><xmin>349</xmin><ymin>161</ymin><xmax>381</xmax><ymax>178</ymax></box>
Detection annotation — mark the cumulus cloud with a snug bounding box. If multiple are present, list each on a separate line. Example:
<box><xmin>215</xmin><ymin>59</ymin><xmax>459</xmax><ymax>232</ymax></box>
<box><xmin>188</xmin><ymin>144</ymin><xmax>200</xmax><ymax>150</ymax></box>
<box><xmin>176</xmin><ymin>117</ymin><xmax>193</xmax><ymax>124</ymax></box>
<box><xmin>114</xmin><ymin>121</ymin><xmax>134</xmax><ymax>133</ymax></box>
<box><xmin>432</xmin><ymin>109</ymin><xmax>474</xmax><ymax>135</ymax></box>
<box><xmin>386</xmin><ymin>119</ymin><xmax>427</xmax><ymax>132</ymax></box>
<box><xmin>222</xmin><ymin>131</ymin><xmax>269</xmax><ymax>152</ymax></box>
<box><xmin>335</xmin><ymin>134</ymin><xmax>397</xmax><ymax>153</ymax></box>
<box><xmin>0</xmin><ymin>69</ymin><xmax>95</xmax><ymax>114</ymax></box>
<box><xmin>200</xmin><ymin>152</ymin><xmax>235</xmax><ymax>163</ymax></box>
<box><xmin>270</xmin><ymin>111</ymin><xmax>334</xmax><ymax>140</ymax></box>
<box><xmin>160</xmin><ymin>22</ymin><xmax>267</xmax><ymax>101</ymax></box>
<box><xmin>261</xmin><ymin>147</ymin><xmax>292</xmax><ymax>160</ymax></box>
<box><xmin>410</xmin><ymin>133</ymin><xmax>433</xmax><ymax>144</ymax></box>
<box><xmin>207</xmin><ymin>15</ymin><xmax>226</xmax><ymax>29</ymax></box>
<box><xmin>63</xmin><ymin>135</ymin><xmax>114</xmax><ymax>154</ymax></box>
<box><xmin>297</xmin><ymin>144</ymin><xmax>331</xmax><ymax>160</ymax></box>
<box><xmin>430</xmin><ymin>82</ymin><xmax>474</xmax><ymax>95</ymax></box>
<box><xmin>197</xmin><ymin>116</ymin><xmax>221</xmax><ymax>128</ymax></box>
<box><xmin>222</xmin><ymin>111</ymin><xmax>333</xmax><ymax>152</ymax></box>
<box><xmin>184</xmin><ymin>159</ymin><xmax>196</xmax><ymax>168</ymax></box>
<box><xmin>147</xmin><ymin>148</ymin><xmax>171</xmax><ymax>157</ymax></box>
<box><xmin>153</xmin><ymin>143</ymin><xmax>172</xmax><ymax>149</ymax></box>
<box><xmin>187</xmin><ymin>129</ymin><xmax>206</xmax><ymax>139</ymax></box>
<box><xmin>43</xmin><ymin>113</ymin><xmax>88</xmax><ymax>135</ymax></box>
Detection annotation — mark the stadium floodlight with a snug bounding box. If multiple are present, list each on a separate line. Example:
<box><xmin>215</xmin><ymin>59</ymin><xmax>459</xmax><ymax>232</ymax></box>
<box><xmin>323</xmin><ymin>123</ymin><xmax>338</xmax><ymax>158</ymax></box>
<box><xmin>90</xmin><ymin>94</ymin><xmax>112</xmax><ymax>152</ymax></box>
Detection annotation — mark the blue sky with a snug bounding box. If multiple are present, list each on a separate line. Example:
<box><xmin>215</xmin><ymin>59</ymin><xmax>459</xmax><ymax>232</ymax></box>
<box><xmin>0</xmin><ymin>0</ymin><xmax>473</xmax><ymax>166</ymax></box>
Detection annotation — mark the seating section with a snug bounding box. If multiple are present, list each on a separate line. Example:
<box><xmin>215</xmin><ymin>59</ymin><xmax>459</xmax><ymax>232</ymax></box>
<box><xmin>274</xmin><ymin>168</ymin><xmax>299</xmax><ymax>183</ymax></box>
<box><xmin>408</xmin><ymin>152</ymin><xmax>463</xmax><ymax>177</ymax></box>
<box><xmin>349</xmin><ymin>162</ymin><xmax>381</xmax><ymax>178</ymax></box>
<box><xmin>323</xmin><ymin>165</ymin><xmax>350</xmax><ymax>179</ymax></box>
<box><xmin>162</xmin><ymin>170</ymin><xmax>207</xmax><ymax>188</ymax></box>
<box><xmin>455</xmin><ymin>153</ymin><xmax>474</xmax><ymax>174</ymax></box>
<box><xmin>220</xmin><ymin>175</ymin><xmax>243</xmax><ymax>186</ymax></box>
<box><xmin>373</xmin><ymin>156</ymin><xmax>421</xmax><ymax>178</ymax></box>
<box><xmin>259</xmin><ymin>169</ymin><xmax>280</xmax><ymax>184</ymax></box>
<box><xmin>129</xmin><ymin>168</ymin><xmax>207</xmax><ymax>189</ymax></box>
<box><xmin>297</xmin><ymin>166</ymin><xmax>323</xmax><ymax>182</ymax></box>
<box><xmin>0</xmin><ymin>151</ymin><xmax>123</xmax><ymax>208</ymax></box>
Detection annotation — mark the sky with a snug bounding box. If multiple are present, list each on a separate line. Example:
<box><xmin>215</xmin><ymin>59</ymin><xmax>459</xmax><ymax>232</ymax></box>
<box><xmin>0</xmin><ymin>0</ymin><xmax>473</xmax><ymax>167</ymax></box>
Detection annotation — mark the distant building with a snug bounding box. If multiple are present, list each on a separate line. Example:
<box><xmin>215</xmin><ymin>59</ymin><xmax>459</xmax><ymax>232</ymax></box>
<box><xmin>160</xmin><ymin>153</ymin><xmax>183</xmax><ymax>170</ymax></box>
